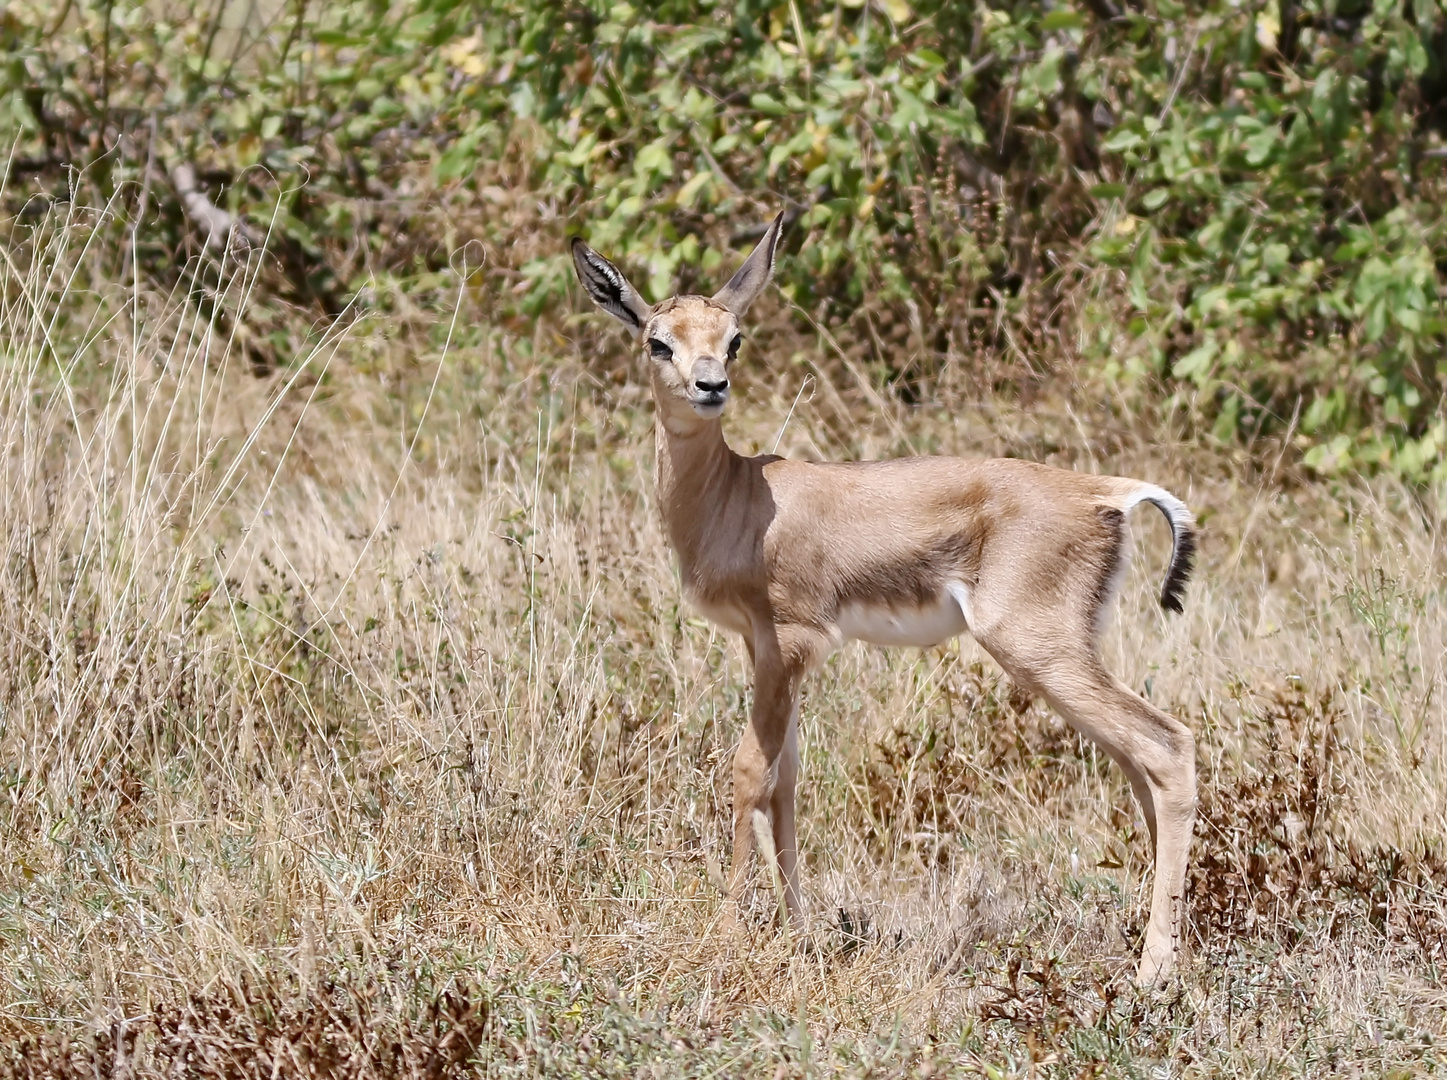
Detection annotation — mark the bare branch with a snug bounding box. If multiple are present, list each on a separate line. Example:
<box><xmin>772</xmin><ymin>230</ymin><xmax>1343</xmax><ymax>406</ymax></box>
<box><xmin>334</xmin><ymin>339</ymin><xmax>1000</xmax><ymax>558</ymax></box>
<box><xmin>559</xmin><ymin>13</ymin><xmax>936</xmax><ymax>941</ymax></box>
<box><xmin>168</xmin><ymin>161</ymin><xmax>263</xmax><ymax>251</ymax></box>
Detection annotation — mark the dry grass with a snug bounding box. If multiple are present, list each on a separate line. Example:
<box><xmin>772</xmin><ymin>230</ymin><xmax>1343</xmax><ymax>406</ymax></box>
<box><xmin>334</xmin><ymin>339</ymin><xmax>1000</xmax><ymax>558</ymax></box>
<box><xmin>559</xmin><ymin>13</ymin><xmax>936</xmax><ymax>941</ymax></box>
<box><xmin>2</xmin><ymin>202</ymin><xmax>1446</xmax><ymax>1078</ymax></box>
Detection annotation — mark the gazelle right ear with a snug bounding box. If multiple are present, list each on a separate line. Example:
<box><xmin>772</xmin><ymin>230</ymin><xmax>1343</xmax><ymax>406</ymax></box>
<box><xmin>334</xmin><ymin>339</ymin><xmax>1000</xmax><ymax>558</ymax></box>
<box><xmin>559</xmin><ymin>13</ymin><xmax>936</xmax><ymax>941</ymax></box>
<box><xmin>571</xmin><ymin>238</ymin><xmax>653</xmax><ymax>331</ymax></box>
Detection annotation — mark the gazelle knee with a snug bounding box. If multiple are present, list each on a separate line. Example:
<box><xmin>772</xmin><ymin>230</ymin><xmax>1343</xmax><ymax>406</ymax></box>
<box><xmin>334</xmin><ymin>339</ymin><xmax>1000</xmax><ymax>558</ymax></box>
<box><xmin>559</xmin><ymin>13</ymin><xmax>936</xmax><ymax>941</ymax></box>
<box><xmin>734</xmin><ymin>752</ymin><xmax>778</xmax><ymax>809</ymax></box>
<box><xmin>1147</xmin><ymin>718</ymin><xmax>1196</xmax><ymax>811</ymax></box>
<box><xmin>1161</xmin><ymin>717</ymin><xmax>1195</xmax><ymax>777</ymax></box>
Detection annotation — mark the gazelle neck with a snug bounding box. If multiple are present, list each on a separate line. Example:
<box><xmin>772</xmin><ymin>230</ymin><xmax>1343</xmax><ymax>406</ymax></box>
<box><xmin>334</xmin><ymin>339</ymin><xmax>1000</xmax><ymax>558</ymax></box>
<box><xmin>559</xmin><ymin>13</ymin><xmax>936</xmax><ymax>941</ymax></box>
<box><xmin>654</xmin><ymin>411</ymin><xmax>742</xmax><ymax>556</ymax></box>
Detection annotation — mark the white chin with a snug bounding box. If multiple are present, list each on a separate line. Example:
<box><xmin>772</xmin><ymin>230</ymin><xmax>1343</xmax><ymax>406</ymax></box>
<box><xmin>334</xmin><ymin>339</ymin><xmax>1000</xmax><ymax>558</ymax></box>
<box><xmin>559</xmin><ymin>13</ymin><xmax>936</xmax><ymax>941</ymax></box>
<box><xmin>691</xmin><ymin>400</ymin><xmax>727</xmax><ymax>418</ymax></box>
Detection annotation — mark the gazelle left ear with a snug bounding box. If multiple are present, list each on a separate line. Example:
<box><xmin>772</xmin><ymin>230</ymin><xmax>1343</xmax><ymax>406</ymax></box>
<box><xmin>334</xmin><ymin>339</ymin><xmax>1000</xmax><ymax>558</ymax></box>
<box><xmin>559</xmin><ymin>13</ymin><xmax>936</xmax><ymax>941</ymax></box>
<box><xmin>712</xmin><ymin>211</ymin><xmax>785</xmax><ymax>317</ymax></box>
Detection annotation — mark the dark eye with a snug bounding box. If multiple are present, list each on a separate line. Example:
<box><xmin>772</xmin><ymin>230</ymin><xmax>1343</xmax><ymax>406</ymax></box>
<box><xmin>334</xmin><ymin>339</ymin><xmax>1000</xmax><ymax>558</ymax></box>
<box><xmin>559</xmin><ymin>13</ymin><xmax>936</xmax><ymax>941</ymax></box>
<box><xmin>647</xmin><ymin>338</ymin><xmax>673</xmax><ymax>360</ymax></box>
<box><xmin>727</xmin><ymin>334</ymin><xmax>742</xmax><ymax>360</ymax></box>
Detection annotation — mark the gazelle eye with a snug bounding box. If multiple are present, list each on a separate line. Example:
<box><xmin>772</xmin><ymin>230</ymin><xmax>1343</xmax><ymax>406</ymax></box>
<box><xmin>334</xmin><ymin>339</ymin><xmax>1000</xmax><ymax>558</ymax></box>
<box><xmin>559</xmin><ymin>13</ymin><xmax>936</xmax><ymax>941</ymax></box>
<box><xmin>727</xmin><ymin>334</ymin><xmax>742</xmax><ymax>360</ymax></box>
<box><xmin>647</xmin><ymin>338</ymin><xmax>673</xmax><ymax>360</ymax></box>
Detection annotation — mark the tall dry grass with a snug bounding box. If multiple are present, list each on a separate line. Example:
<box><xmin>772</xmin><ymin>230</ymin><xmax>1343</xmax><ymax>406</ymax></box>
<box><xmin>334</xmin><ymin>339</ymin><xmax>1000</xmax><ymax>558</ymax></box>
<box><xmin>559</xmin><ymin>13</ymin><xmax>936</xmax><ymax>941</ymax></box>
<box><xmin>1</xmin><ymin>200</ymin><xmax>1446</xmax><ymax>1076</ymax></box>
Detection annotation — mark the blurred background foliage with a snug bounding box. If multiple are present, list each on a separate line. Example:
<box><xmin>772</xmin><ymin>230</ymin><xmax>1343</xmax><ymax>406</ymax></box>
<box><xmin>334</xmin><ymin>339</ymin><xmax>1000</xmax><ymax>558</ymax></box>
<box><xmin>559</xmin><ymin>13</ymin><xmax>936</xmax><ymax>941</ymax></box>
<box><xmin>3</xmin><ymin>0</ymin><xmax>1446</xmax><ymax>478</ymax></box>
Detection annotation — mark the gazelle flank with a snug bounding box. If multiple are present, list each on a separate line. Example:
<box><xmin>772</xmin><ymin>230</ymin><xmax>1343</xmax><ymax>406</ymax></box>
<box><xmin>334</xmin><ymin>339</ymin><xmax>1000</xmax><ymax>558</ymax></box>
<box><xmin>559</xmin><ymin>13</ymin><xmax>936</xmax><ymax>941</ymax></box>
<box><xmin>570</xmin><ymin>213</ymin><xmax>1199</xmax><ymax>985</ymax></box>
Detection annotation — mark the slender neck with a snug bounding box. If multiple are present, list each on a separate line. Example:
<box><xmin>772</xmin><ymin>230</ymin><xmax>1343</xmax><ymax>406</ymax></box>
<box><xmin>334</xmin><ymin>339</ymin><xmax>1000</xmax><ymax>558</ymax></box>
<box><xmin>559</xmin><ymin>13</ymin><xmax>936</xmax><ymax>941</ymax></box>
<box><xmin>654</xmin><ymin>410</ymin><xmax>739</xmax><ymax>555</ymax></box>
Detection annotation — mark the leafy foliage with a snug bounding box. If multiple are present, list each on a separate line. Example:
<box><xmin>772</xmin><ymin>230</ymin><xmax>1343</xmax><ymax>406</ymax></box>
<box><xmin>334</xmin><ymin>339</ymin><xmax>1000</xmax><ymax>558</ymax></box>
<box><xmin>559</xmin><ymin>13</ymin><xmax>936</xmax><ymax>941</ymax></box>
<box><xmin>3</xmin><ymin>0</ymin><xmax>1446</xmax><ymax>474</ymax></box>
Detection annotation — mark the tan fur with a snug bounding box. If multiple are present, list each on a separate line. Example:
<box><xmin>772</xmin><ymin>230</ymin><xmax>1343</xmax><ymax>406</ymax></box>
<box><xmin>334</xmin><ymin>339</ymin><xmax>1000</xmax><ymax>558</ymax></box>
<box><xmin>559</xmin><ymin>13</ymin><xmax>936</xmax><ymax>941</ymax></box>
<box><xmin>572</xmin><ymin>225</ymin><xmax>1198</xmax><ymax>985</ymax></box>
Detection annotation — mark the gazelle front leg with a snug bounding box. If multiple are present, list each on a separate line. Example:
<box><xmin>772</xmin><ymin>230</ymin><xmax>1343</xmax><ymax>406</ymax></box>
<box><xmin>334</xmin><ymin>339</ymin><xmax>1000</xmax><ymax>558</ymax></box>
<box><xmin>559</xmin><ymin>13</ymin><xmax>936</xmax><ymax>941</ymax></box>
<box><xmin>726</xmin><ymin>630</ymin><xmax>803</xmax><ymax>922</ymax></box>
<box><xmin>770</xmin><ymin>703</ymin><xmax>802</xmax><ymax>917</ymax></box>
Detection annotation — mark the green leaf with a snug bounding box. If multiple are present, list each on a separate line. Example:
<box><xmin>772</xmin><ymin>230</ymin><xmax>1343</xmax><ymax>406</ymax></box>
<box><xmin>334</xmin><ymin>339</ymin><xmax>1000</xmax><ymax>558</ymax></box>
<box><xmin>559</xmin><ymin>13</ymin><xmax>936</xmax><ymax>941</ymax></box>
<box><xmin>435</xmin><ymin>129</ymin><xmax>484</xmax><ymax>182</ymax></box>
<box><xmin>889</xmin><ymin>85</ymin><xmax>929</xmax><ymax>131</ymax></box>
<box><xmin>1024</xmin><ymin>46</ymin><xmax>1064</xmax><ymax>101</ymax></box>
<box><xmin>634</xmin><ymin>138</ymin><xmax>674</xmax><ymax>179</ymax></box>
<box><xmin>1211</xmin><ymin>393</ymin><xmax>1241</xmax><ymax>442</ymax></box>
<box><xmin>673</xmin><ymin>170</ymin><xmax>711</xmax><ymax>209</ymax></box>
<box><xmin>1173</xmin><ymin>341</ymin><xmax>1218</xmax><ymax>383</ymax></box>
<box><xmin>1262</xmin><ymin>243</ymin><xmax>1290</xmax><ymax>274</ymax></box>
<box><xmin>1406</xmin><ymin>31</ymin><xmax>1428</xmax><ymax>77</ymax></box>
<box><xmin>749</xmin><ymin>93</ymin><xmax>789</xmax><ymax>116</ymax></box>
<box><xmin>1243</xmin><ymin>126</ymin><xmax>1278</xmax><ymax>166</ymax></box>
<box><xmin>1365</xmin><ymin>299</ymin><xmax>1387</xmax><ymax>342</ymax></box>
<box><xmin>1102</xmin><ymin>129</ymin><xmax>1143</xmax><ymax>152</ymax></box>
<box><xmin>1041</xmin><ymin>9</ymin><xmax>1085</xmax><ymax>30</ymax></box>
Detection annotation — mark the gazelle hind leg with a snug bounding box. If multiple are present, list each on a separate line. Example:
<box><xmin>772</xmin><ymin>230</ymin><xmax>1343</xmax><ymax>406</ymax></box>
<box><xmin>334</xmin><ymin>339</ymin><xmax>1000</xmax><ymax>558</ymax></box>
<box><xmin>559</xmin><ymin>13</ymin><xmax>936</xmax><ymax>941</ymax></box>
<box><xmin>1051</xmin><ymin>671</ymin><xmax>1193</xmax><ymax>983</ymax></box>
<box><xmin>1069</xmin><ymin>676</ymin><xmax>1193</xmax><ymax>984</ymax></box>
<box><xmin>979</xmin><ymin>627</ymin><xmax>1195</xmax><ymax>983</ymax></box>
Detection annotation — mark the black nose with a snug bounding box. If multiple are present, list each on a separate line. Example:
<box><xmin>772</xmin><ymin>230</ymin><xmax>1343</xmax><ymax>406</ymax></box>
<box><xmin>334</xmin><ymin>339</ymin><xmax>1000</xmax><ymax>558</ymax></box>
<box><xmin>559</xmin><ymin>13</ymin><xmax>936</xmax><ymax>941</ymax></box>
<box><xmin>694</xmin><ymin>375</ymin><xmax>729</xmax><ymax>394</ymax></box>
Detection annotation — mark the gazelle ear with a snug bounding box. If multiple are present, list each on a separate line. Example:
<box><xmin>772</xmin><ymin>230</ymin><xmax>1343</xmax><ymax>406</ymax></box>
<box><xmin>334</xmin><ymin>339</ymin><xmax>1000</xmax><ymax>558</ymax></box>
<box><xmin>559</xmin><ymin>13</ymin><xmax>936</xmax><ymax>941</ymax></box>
<box><xmin>571</xmin><ymin>238</ymin><xmax>653</xmax><ymax>331</ymax></box>
<box><xmin>713</xmin><ymin>211</ymin><xmax>785</xmax><ymax>317</ymax></box>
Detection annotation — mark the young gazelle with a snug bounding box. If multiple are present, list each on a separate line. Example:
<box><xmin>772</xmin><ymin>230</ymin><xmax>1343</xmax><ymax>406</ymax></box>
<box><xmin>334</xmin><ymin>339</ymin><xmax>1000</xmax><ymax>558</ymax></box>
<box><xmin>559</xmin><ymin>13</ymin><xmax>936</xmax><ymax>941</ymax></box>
<box><xmin>571</xmin><ymin>213</ymin><xmax>1198</xmax><ymax>984</ymax></box>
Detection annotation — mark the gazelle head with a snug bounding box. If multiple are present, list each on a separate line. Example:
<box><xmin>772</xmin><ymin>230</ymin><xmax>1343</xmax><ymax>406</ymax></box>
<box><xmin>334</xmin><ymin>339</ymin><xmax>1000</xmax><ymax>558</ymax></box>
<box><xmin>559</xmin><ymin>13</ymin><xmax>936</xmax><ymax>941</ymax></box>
<box><xmin>571</xmin><ymin>212</ymin><xmax>784</xmax><ymax>426</ymax></box>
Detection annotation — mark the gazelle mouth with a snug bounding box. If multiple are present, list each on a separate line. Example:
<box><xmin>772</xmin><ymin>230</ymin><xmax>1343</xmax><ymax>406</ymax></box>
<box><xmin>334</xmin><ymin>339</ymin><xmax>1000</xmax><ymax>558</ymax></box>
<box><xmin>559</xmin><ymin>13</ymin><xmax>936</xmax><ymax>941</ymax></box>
<box><xmin>691</xmin><ymin>392</ymin><xmax>728</xmax><ymax>416</ymax></box>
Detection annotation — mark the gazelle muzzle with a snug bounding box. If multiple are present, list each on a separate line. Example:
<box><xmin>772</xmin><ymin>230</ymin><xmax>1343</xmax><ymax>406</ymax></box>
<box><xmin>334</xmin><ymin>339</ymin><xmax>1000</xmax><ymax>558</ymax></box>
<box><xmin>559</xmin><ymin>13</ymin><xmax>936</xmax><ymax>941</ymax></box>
<box><xmin>690</xmin><ymin>357</ymin><xmax>730</xmax><ymax>413</ymax></box>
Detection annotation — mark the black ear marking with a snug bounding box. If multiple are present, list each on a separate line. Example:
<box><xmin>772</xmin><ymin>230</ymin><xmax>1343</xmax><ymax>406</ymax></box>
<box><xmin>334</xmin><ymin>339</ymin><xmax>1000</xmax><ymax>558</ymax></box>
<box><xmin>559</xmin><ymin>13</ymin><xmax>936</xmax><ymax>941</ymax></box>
<box><xmin>570</xmin><ymin>237</ymin><xmax>651</xmax><ymax>330</ymax></box>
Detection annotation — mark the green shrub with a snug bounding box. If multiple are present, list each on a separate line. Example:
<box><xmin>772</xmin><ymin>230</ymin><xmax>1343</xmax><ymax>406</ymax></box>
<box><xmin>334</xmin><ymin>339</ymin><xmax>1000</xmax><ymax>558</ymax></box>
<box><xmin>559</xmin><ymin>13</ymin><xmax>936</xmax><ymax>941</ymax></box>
<box><xmin>3</xmin><ymin>0</ymin><xmax>1445</xmax><ymax>476</ymax></box>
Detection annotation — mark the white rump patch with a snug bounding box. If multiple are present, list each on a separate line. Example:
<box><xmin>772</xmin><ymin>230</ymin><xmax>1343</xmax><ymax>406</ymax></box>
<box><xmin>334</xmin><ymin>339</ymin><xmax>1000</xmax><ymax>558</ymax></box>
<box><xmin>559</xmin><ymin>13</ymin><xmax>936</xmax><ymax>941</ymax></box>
<box><xmin>838</xmin><ymin>580</ymin><xmax>973</xmax><ymax>648</ymax></box>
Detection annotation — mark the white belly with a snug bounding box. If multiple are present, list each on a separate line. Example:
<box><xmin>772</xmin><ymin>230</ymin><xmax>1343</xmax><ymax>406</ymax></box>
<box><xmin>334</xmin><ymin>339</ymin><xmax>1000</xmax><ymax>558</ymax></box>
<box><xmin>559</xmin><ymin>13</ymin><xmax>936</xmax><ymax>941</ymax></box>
<box><xmin>836</xmin><ymin>581</ymin><xmax>973</xmax><ymax>648</ymax></box>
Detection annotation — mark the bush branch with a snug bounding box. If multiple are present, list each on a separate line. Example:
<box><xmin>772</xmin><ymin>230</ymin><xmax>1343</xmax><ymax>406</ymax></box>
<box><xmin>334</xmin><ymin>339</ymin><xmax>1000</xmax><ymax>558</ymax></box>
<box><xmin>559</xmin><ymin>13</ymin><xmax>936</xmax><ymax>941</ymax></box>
<box><xmin>168</xmin><ymin>161</ymin><xmax>263</xmax><ymax>251</ymax></box>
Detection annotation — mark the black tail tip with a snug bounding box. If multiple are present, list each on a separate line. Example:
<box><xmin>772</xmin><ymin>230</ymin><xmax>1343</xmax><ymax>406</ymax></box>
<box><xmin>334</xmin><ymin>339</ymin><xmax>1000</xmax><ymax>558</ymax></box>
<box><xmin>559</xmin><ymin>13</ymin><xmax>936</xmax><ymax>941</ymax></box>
<box><xmin>1158</xmin><ymin>527</ymin><xmax>1197</xmax><ymax>614</ymax></box>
